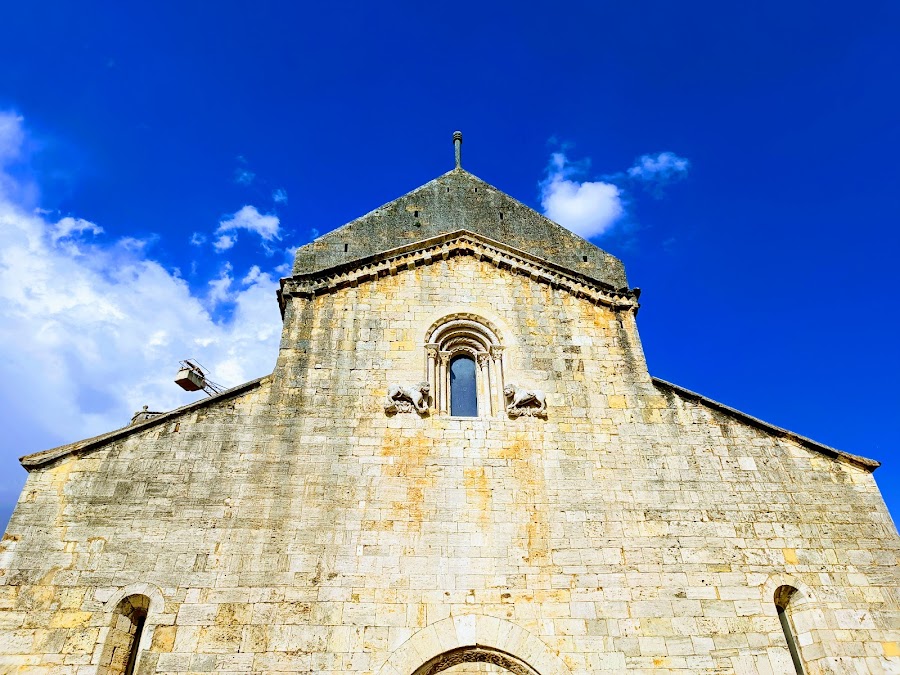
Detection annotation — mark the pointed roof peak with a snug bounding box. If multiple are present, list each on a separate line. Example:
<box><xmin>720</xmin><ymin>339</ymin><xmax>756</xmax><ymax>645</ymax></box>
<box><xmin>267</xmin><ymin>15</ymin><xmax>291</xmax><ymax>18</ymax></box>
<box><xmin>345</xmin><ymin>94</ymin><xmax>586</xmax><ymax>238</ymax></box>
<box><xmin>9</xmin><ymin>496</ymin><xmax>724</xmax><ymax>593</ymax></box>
<box><xmin>293</xmin><ymin>167</ymin><xmax>630</xmax><ymax>290</ymax></box>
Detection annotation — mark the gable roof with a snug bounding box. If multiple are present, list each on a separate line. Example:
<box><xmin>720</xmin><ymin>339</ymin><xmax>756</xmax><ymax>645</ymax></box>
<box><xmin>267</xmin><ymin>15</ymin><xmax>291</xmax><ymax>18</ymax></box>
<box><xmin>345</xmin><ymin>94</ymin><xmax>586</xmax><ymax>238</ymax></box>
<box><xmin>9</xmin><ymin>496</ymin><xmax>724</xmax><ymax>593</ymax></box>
<box><xmin>292</xmin><ymin>168</ymin><xmax>629</xmax><ymax>290</ymax></box>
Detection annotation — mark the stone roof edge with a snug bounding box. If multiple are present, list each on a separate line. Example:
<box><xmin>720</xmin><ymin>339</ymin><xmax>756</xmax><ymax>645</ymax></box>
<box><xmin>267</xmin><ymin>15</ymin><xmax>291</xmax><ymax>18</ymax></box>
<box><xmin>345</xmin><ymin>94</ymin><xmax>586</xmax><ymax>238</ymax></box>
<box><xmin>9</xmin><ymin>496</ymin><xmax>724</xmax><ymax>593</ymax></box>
<box><xmin>19</xmin><ymin>376</ymin><xmax>268</xmax><ymax>471</ymax></box>
<box><xmin>279</xmin><ymin>230</ymin><xmax>640</xmax><ymax>315</ymax></box>
<box><xmin>452</xmin><ymin>169</ymin><xmax>625</xmax><ymax>267</ymax></box>
<box><xmin>295</xmin><ymin>167</ymin><xmax>627</xmax><ymax>277</ymax></box>
<box><xmin>302</xmin><ymin>168</ymin><xmax>460</xmax><ymax>244</ymax></box>
<box><xmin>651</xmin><ymin>377</ymin><xmax>880</xmax><ymax>471</ymax></box>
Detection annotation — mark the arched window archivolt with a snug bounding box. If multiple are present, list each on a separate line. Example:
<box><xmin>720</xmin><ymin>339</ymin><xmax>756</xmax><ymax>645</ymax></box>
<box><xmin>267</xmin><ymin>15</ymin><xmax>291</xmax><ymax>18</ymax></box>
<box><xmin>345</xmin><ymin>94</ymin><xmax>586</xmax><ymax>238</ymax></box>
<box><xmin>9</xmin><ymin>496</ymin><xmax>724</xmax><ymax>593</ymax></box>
<box><xmin>425</xmin><ymin>314</ymin><xmax>506</xmax><ymax>417</ymax></box>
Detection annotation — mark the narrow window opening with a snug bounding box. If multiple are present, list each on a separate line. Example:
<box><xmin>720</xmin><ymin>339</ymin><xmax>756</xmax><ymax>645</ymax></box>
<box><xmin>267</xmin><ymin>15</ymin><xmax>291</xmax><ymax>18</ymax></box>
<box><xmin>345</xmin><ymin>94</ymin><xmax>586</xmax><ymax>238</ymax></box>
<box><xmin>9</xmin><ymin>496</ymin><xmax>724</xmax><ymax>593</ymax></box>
<box><xmin>583</xmin><ymin>255</ymin><xmax>588</xmax><ymax>262</ymax></box>
<box><xmin>414</xmin><ymin>210</ymin><xmax>419</xmax><ymax>218</ymax></box>
<box><xmin>499</xmin><ymin>212</ymin><xmax>503</xmax><ymax>220</ymax></box>
<box><xmin>449</xmin><ymin>355</ymin><xmax>477</xmax><ymax>417</ymax></box>
<box><xmin>474</xmin><ymin>187</ymin><xmax>478</xmax><ymax>192</ymax></box>
<box><xmin>776</xmin><ymin>587</ymin><xmax>805</xmax><ymax>675</ymax></box>
<box><xmin>344</xmin><ymin>243</ymin><xmax>348</xmax><ymax>252</ymax></box>
<box><xmin>123</xmin><ymin>611</ymin><xmax>147</xmax><ymax>675</ymax></box>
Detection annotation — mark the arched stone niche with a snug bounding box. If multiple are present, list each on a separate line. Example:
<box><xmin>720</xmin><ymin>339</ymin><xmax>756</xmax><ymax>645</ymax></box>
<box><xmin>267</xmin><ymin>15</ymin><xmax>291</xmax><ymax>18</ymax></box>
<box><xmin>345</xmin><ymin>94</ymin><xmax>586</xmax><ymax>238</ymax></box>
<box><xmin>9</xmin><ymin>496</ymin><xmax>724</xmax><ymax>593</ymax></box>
<box><xmin>375</xmin><ymin>615</ymin><xmax>572</xmax><ymax>675</ymax></box>
<box><xmin>425</xmin><ymin>314</ymin><xmax>505</xmax><ymax>417</ymax></box>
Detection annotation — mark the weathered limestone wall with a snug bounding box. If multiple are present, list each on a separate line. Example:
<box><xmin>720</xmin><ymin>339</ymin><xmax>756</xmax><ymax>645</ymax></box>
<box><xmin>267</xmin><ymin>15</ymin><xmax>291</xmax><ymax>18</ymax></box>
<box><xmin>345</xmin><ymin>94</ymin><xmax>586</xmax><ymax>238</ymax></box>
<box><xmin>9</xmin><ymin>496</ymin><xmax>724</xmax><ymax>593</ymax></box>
<box><xmin>1</xmin><ymin>255</ymin><xmax>898</xmax><ymax>674</ymax></box>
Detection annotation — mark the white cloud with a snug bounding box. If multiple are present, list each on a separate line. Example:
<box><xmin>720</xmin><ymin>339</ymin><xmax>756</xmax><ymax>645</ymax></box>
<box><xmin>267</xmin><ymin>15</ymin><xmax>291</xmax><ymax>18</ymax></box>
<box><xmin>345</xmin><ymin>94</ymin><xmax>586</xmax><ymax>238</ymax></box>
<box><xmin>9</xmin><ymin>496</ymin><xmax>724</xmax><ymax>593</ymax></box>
<box><xmin>540</xmin><ymin>152</ymin><xmax>624</xmax><ymax>239</ymax></box>
<box><xmin>190</xmin><ymin>232</ymin><xmax>206</xmax><ymax>246</ymax></box>
<box><xmin>627</xmin><ymin>151</ymin><xmax>690</xmax><ymax>183</ymax></box>
<box><xmin>213</xmin><ymin>205</ymin><xmax>280</xmax><ymax>252</ymax></box>
<box><xmin>272</xmin><ymin>188</ymin><xmax>288</xmax><ymax>204</ymax></box>
<box><xmin>0</xmin><ymin>114</ymin><xmax>283</xmax><ymax>520</ymax></box>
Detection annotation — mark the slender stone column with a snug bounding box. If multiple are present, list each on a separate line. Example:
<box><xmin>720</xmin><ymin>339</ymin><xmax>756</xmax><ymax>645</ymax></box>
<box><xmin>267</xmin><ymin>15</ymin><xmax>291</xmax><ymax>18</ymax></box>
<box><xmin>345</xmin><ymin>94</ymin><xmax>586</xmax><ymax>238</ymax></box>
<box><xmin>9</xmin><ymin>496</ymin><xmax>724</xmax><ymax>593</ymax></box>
<box><xmin>476</xmin><ymin>352</ymin><xmax>491</xmax><ymax>416</ymax></box>
<box><xmin>439</xmin><ymin>351</ymin><xmax>452</xmax><ymax>414</ymax></box>
<box><xmin>425</xmin><ymin>343</ymin><xmax>439</xmax><ymax>411</ymax></box>
<box><xmin>490</xmin><ymin>345</ymin><xmax>505</xmax><ymax>415</ymax></box>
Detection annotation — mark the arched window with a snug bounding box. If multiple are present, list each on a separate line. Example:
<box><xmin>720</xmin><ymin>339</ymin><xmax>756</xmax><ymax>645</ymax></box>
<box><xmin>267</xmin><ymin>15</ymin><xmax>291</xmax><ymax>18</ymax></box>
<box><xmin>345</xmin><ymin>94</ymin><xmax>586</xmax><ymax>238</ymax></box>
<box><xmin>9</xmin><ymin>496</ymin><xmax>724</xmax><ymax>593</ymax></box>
<box><xmin>775</xmin><ymin>586</ymin><xmax>806</xmax><ymax>674</ymax></box>
<box><xmin>100</xmin><ymin>594</ymin><xmax>150</xmax><ymax>675</ymax></box>
<box><xmin>424</xmin><ymin>314</ymin><xmax>506</xmax><ymax>417</ymax></box>
<box><xmin>450</xmin><ymin>355</ymin><xmax>478</xmax><ymax>416</ymax></box>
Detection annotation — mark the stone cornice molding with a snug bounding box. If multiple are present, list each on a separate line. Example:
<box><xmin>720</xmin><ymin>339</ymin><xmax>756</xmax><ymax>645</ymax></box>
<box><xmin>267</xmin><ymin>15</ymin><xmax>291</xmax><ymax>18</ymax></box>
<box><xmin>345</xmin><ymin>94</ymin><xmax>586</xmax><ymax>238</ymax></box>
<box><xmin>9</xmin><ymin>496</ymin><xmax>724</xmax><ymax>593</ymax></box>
<box><xmin>279</xmin><ymin>230</ymin><xmax>639</xmax><ymax>315</ymax></box>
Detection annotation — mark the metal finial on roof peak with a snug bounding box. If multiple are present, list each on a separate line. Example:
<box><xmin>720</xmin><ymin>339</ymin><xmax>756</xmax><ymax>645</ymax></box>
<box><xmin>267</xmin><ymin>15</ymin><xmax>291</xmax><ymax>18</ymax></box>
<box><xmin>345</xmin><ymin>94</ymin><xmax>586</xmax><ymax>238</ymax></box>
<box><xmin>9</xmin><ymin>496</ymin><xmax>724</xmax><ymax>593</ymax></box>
<box><xmin>453</xmin><ymin>131</ymin><xmax>462</xmax><ymax>169</ymax></box>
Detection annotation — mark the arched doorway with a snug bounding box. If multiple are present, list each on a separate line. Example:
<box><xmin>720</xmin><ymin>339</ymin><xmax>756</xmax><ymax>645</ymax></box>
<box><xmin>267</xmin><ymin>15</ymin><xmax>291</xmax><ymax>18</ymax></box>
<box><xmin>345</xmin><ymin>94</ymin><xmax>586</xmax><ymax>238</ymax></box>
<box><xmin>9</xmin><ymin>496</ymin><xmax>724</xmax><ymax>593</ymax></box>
<box><xmin>412</xmin><ymin>646</ymin><xmax>541</xmax><ymax>675</ymax></box>
<box><xmin>374</xmin><ymin>615</ymin><xmax>572</xmax><ymax>675</ymax></box>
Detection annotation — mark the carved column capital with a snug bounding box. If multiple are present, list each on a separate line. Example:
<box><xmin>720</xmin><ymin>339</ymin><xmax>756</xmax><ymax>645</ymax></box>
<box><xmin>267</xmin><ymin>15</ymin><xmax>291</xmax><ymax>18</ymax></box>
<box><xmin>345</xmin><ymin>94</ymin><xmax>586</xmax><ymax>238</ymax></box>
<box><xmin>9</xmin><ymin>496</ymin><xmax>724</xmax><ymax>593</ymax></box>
<box><xmin>425</xmin><ymin>342</ymin><xmax>439</xmax><ymax>358</ymax></box>
<box><xmin>438</xmin><ymin>350</ymin><xmax>453</xmax><ymax>364</ymax></box>
<box><xmin>489</xmin><ymin>345</ymin><xmax>504</xmax><ymax>359</ymax></box>
<box><xmin>476</xmin><ymin>352</ymin><xmax>490</xmax><ymax>367</ymax></box>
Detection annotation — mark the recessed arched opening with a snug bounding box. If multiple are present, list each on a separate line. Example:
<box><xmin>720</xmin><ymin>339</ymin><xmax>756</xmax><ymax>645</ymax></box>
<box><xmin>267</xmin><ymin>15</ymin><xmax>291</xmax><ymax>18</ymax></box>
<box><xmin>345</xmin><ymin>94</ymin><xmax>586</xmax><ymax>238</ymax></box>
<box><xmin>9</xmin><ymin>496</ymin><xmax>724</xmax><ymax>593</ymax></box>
<box><xmin>424</xmin><ymin>313</ymin><xmax>506</xmax><ymax>417</ymax></box>
<box><xmin>450</xmin><ymin>355</ymin><xmax>478</xmax><ymax>416</ymax></box>
<box><xmin>411</xmin><ymin>646</ymin><xmax>542</xmax><ymax>675</ymax></box>
<box><xmin>775</xmin><ymin>585</ymin><xmax>806</xmax><ymax>674</ymax></box>
<box><xmin>100</xmin><ymin>594</ymin><xmax>150</xmax><ymax>675</ymax></box>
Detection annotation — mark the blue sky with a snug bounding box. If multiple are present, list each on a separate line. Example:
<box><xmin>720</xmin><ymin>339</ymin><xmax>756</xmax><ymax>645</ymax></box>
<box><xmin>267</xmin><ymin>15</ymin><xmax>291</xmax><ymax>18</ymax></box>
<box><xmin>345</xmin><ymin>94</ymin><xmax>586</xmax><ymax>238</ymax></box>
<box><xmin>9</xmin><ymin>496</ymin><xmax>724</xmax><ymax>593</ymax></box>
<box><xmin>0</xmin><ymin>1</ymin><xmax>898</xmax><ymax>530</ymax></box>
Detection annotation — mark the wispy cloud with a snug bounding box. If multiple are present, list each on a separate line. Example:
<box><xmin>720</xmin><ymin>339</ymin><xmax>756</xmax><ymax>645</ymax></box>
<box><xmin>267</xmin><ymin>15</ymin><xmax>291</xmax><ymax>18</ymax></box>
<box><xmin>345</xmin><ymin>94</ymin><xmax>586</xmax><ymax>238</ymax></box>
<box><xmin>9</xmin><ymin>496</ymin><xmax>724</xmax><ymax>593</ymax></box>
<box><xmin>50</xmin><ymin>216</ymin><xmax>104</xmax><ymax>243</ymax></box>
<box><xmin>213</xmin><ymin>233</ymin><xmax>237</xmax><ymax>251</ymax></box>
<box><xmin>213</xmin><ymin>205</ymin><xmax>280</xmax><ymax>252</ymax></box>
<box><xmin>0</xmin><ymin>113</ymin><xmax>24</xmax><ymax>166</ymax></box>
<box><xmin>272</xmin><ymin>188</ymin><xmax>288</xmax><ymax>204</ymax></box>
<box><xmin>628</xmin><ymin>151</ymin><xmax>690</xmax><ymax>195</ymax></box>
<box><xmin>540</xmin><ymin>152</ymin><xmax>625</xmax><ymax>239</ymax></box>
<box><xmin>233</xmin><ymin>154</ymin><xmax>255</xmax><ymax>186</ymax></box>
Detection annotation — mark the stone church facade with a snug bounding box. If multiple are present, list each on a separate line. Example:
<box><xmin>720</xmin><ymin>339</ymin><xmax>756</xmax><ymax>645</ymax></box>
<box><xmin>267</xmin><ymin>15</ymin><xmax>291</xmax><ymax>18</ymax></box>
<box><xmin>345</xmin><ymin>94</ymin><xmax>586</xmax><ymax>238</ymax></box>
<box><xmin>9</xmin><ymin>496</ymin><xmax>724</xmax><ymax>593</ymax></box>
<box><xmin>1</xmin><ymin>136</ymin><xmax>898</xmax><ymax>674</ymax></box>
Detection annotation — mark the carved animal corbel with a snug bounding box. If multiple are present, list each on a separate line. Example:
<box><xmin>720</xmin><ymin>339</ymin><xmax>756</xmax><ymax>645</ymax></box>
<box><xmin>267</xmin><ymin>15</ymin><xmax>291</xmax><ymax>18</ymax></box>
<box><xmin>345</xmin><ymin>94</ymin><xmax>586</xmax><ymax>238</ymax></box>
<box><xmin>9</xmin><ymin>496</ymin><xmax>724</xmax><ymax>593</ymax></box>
<box><xmin>384</xmin><ymin>382</ymin><xmax>431</xmax><ymax>414</ymax></box>
<box><xmin>503</xmin><ymin>384</ymin><xmax>547</xmax><ymax>418</ymax></box>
